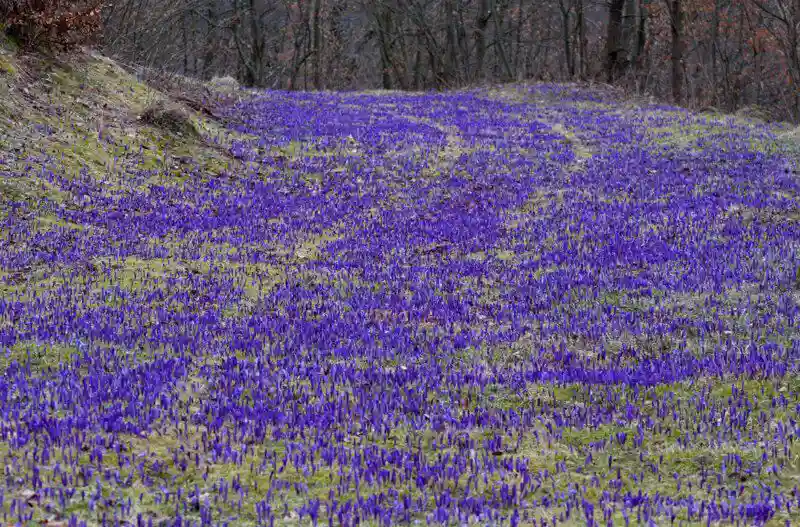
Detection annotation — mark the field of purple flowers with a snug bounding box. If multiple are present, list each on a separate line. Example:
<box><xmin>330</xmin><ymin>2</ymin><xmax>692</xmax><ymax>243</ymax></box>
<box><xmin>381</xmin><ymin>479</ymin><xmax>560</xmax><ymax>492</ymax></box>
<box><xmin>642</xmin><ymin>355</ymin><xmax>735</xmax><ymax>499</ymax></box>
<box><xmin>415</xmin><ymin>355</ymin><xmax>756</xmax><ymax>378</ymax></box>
<box><xmin>2</xmin><ymin>76</ymin><xmax>800</xmax><ymax>526</ymax></box>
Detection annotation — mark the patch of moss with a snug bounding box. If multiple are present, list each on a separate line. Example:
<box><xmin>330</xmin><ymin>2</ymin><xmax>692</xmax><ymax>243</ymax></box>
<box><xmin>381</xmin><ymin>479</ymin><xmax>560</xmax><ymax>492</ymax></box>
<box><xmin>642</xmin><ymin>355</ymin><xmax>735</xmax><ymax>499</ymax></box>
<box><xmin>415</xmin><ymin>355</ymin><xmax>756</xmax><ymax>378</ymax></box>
<box><xmin>0</xmin><ymin>340</ymin><xmax>79</xmax><ymax>371</ymax></box>
<box><xmin>0</xmin><ymin>54</ymin><xmax>16</xmax><ymax>76</ymax></box>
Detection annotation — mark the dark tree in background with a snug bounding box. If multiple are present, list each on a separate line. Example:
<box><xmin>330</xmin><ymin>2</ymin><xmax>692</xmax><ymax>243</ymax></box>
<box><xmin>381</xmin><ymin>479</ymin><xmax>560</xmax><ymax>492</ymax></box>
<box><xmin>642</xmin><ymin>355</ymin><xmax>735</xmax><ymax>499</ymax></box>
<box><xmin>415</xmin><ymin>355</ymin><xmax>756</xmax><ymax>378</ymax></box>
<box><xmin>666</xmin><ymin>0</ymin><xmax>683</xmax><ymax>103</ymax></box>
<box><xmin>605</xmin><ymin>0</ymin><xmax>626</xmax><ymax>82</ymax></box>
<box><xmin>8</xmin><ymin>0</ymin><xmax>791</xmax><ymax>121</ymax></box>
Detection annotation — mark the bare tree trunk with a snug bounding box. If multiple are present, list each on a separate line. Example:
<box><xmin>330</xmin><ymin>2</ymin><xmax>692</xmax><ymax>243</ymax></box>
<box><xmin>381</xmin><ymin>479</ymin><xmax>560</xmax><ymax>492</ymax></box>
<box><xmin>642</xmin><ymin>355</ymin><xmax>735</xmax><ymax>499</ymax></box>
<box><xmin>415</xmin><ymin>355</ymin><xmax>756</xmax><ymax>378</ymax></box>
<box><xmin>379</xmin><ymin>35</ymin><xmax>392</xmax><ymax>88</ymax></box>
<box><xmin>632</xmin><ymin>0</ymin><xmax>647</xmax><ymax>90</ymax></box>
<box><xmin>376</xmin><ymin>7</ymin><xmax>395</xmax><ymax>89</ymax></box>
<box><xmin>311</xmin><ymin>0</ymin><xmax>322</xmax><ymax>89</ymax></box>
<box><xmin>396</xmin><ymin>8</ymin><xmax>412</xmax><ymax>88</ymax></box>
<box><xmin>710</xmin><ymin>0</ymin><xmax>720</xmax><ymax>106</ymax></box>
<box><xmin>558</xmin><ymin>0</ymin><xmax>574</xmax><ymax>78</ymax></box>
<box><xmin>491</xmin><ymin>1</ymin><xmax>513</xmax><ymax>80</ymax></box>
<box><xmin>456</xmin><ymin>3</ymin><xmax>469</xmax><ymax>81</ymax></box>
<box><xmin>605</xmin><ymin>0</ymin><xmax>625</xmax><ymax>82</ymax></box>
<box><xmin>182</xmin><ymin>11</ymin><xmax>188</xmax><ymax>74</ymax></box>
<box><xmin>576</xmin><ymin>0</ymin><xmax>586</xmax><ymax>79</ymax></box>
<box><xmin>514</xmin><ymin>0</ymin><xmax>524</xmax><ymax>79</ymax></box>
<box><xmin>203</xmin><ymin>2</ymin><xmax>219</xmax><ymax>80</ymax></box>
<box><xmin>413</xmin><ymin>44</ymin><xmax>424</xmax><ymax>89</ymax></box>
<box><xmin>474</xmin><ymin>0</ymin><xmax>491</xmax><ymax>81</ymax></box>
<box><xmin>669</xmin><ymin>0</ymin><xmax>683</xmax><ymax>102</ymax></box>
<box><xmin>444</xmin><ymin>0</ymin><xmax>460</xmax><ymax>85</ymax></box>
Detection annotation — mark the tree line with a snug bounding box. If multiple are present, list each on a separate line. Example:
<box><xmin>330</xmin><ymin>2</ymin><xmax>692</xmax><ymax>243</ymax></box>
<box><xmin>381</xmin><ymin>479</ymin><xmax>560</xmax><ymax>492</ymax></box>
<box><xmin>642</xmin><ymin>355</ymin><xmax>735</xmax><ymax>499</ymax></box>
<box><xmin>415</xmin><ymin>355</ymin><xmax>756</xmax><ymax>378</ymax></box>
<box><xmin>4</xmin><ymin>1</ymin><xmax>800</xmax><ymax>121</ymax></box>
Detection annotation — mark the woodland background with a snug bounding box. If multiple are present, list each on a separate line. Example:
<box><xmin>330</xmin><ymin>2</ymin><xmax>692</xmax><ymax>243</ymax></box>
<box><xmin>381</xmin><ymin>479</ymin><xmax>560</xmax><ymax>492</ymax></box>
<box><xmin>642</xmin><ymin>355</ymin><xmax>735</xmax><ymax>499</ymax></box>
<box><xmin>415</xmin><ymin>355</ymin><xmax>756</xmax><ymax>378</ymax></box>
<box><xmin>4</xmin><ymin>1</ymin><xmax>800</xmax><ymax>121</ymax></box>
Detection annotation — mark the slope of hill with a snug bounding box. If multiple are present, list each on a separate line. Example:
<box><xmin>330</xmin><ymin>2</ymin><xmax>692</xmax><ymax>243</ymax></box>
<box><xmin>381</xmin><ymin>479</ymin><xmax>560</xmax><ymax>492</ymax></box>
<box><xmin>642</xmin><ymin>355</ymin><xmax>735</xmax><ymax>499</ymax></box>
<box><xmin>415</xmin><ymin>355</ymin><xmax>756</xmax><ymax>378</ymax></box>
<box><xmin>1</xmin><ymin>43</ymin><xmax>800</xmax><ymax>526</ymax></box>
<box><xmin>0</xmin><ymin>40</ymin><xmax>242</xmax><ymax>212</ymax></box>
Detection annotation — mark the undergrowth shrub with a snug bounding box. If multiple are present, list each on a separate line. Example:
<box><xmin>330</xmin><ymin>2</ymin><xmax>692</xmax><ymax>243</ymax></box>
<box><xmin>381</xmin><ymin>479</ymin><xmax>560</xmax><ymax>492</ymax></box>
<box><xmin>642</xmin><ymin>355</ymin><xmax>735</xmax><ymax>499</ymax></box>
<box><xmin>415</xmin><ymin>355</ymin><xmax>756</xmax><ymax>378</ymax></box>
<box><xmin>139</xmin><ymin>101</ymin><xmax>199</xmax><ymax>138</ymax></box>
<box><xmin>0</xmin><ymin>0</ymin><xmax>103</xmax><ymax>50</ymax></box>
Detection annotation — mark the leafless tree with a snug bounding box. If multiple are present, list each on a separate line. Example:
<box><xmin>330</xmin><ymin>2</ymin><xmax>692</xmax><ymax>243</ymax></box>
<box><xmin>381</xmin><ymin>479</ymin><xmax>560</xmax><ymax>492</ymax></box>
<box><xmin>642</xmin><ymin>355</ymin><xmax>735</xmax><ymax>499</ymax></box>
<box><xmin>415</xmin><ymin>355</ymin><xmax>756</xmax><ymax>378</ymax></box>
<box><xmin>82</xmin><ymin>0</ymin><xmax>800</xmax><ymax>121</ymax></box>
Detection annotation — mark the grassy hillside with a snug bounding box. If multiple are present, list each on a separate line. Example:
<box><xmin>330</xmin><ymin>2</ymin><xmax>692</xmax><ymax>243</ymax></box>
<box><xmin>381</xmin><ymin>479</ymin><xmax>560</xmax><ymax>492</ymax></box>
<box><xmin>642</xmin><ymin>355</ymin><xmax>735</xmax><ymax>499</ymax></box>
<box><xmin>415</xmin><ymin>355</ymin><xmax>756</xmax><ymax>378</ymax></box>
<box><xmin>0</xmin><ymin>40</ymin><xmax>241</xmax><ymax>212</ymax></box>
<box><xmin>1</xmin><ymin>43</ymin><xmax>800</xmax><ymax>527</ymax></box>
